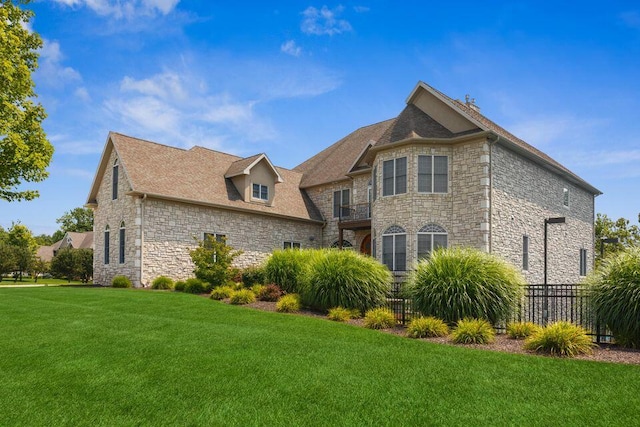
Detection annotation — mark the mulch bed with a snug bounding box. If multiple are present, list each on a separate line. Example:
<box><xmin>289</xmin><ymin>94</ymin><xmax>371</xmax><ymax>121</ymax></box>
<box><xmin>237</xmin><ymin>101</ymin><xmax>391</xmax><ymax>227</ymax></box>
<box><xmin>240</xmin><ymin>299</ymin><xmax>640</xmax><ymax>365</ymax></box>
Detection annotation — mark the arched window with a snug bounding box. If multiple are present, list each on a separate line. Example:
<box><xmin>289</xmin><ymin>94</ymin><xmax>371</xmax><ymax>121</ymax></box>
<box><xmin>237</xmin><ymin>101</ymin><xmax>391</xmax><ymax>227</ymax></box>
<box><xmin>112</xmin><ymin>158</ymin><xmax>119</xmax><ymax>200</ymax></box>
<box><xmin>417</xmin><ymin>223</ymin><xmax>448</xmax><ymax>261</ymax></box>
<box><xmin>104</xmin><ymin>225</ymin><xmax>110</xmax><ymax>265</ymax></box>
<box><xmin>331</xmin><ymin>240</ymin><xmax>353</xmax><ymax>249</ymax></box>
<box><xmin>119</xmin><ymin>221</ymin><xmax>125</xmax><ymax>264</ymax></box>
<box><xmin>382</xmin><ymin>225</ymin><xmax>406</xmax><ymax>271</ymax></box>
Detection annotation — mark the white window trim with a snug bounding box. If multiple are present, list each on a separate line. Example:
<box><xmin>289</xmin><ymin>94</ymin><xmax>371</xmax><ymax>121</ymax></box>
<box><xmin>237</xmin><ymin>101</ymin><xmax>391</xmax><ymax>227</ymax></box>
<box><xmin>283</xmin><ymin>241</ymin><xmax>301</xmax><ymax>249</ymax></box>
<box><xmin>252</xmin><ymin>183</ymin><xmax>269</xmax><ymax>201</ymax></box>
<box><xmin>417</xmin><ymin>155</ymin><xmax>449</xmax><ymax>194</ymax></box>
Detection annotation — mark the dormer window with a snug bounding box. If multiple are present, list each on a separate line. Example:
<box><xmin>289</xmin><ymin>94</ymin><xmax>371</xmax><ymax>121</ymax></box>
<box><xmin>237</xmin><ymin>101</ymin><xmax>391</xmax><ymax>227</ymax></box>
<box><xmin>252</xmin><ymin>184</ymin><xmax>268</xmax><ymax>201</ymax></box>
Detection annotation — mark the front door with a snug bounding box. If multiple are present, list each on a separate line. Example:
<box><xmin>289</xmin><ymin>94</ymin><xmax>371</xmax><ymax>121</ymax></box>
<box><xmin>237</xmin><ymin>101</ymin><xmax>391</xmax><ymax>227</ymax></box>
<box><xmin>360</xmin><ymin>234</ymin><xmax>371</xmax><ymax>256</ymax></box>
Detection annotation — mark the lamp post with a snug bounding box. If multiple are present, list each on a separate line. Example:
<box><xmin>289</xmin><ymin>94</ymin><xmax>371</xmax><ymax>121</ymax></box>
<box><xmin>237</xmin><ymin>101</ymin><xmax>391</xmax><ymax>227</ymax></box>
<box><xmin>600</xmin><ymin>237</ymin><xmax>619</xmax><ymax>259</ymax></box>
<box><xmin>543</xmin><ymin>216</ymin><xmax>565</xmax><ymax>325</ymax></box>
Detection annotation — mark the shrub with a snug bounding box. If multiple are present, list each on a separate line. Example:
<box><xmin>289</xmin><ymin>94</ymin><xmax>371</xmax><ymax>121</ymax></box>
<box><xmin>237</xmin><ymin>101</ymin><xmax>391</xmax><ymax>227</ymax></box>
<box><xmin>327</xmin><ymin>307</ymin><xmax>352</xmax><ymax>322</ymax></box>
<box><xmin>174</xmin><ymin>280</ymin><xmax>186</xmax><ymax>292</ymax></box>
<box><xmin>229</xmin><ymin>289</ymin><xmax>256</xmax><ymax>305</ymax></box>
<box><xmin>586</xmin><ymin>247</ymin><xmax>640</xmax><ymax>348</ymax></box>
<box><xmin>406</xmin><ymin>316</ymin><xmax>449</xmax><ymax>338</ymax></box>
<box><xmin>506</xmin><ymin>322</ymin><xmax>541</xmax><ymax>340</ymax></box>
<box><xmin>189</xmin><ymin>235</ymin><xmax>243</xmax><ymax>287</ymax></box>
<box><xmin>210</xmin><ymin>286</ymin><xmax>234</xmax><ymax>300</ymax></box>
<box><xmin>112</xmin><ymin>275</ymin><xmax>132</xmax><ymax>288</ymax></box>
<box><xmin>524</xmin><ymin>321</ymin><xmax>594</xmax><ymax>357</ymax></box>
<box><xmin>276</xmin><ymin>294</ymin><xmax>301</xmax><ymax>313</ymax></box>
<box><xmin>183</xmin><ymin>278</ymin><xmax>206</xmax><ymax>294</ymax></box>
<box><xmin>251</xmin><ymin>284</ymin><xmax>266</xmax><ymax>296</ymax></box>
<box><xmin>406</xmin><ymin>247</ymin><xmax>525</xmax><ymax>325</ymax></box>
<box><xmin>257</xmin><ymin>284</ymin><xmax>284</xmax><ymax>302</ymax></box>
<box><xmin>151</xmin><ymin>276</ymin><xmax>173</xmax><ymax>290</ymax></box>
<box><xmin>263</xmin><ymin>249</ymin><xmax>316</xmax><ymax>294</ymax></box>
<box><xmin>303</xmin><ymin>249</ymin><xmax>392</xmax><ymax>312</ymax></box>
<box><xmin>363</xmin><ymin>308</ymin><xmax>396</xmax><ymax>329</ymax></box>
<box><xmin>451</xmin><ymin>318</ymin><xmax>495</xmax><ymax>344</ymax></box>
<box><xmin>242</xmin><ymin>266</ymin><xmax>266</xmax><ymax>287</ymax></box>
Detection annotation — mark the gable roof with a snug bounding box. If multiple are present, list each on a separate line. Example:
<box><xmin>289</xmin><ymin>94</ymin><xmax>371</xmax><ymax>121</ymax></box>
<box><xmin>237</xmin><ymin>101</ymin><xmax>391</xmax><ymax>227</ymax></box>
<box><xmin>87</xmin><ymin>133</ymin><xmax>323</xmax><ymax>223</ymax></box>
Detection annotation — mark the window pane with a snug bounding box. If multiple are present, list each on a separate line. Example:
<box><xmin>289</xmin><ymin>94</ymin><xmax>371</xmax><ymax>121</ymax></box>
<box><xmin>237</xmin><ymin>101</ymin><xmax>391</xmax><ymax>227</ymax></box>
<box><xmin>216</xmin><ymin>234</ymin><xmax>226</xmax><ymax>243</ymax></box>
<box><xmin>433</xmin><ymin>156</ymin><xmax>448</xmax><ymax>193</ymax></box>
<box><xmin>433</xmin><ymin>234</ymin><xmax>447</xmax><ymax>250</ymax></box>
<box><xmin>395</xmin><ymin>157</ymin><xmax>407</xmax><ymax>194</ymax></box>
<box><xmin>284</xmin><ymin>242</ymin><xmax>291</xmax><ymax>249</ymax></box>
<box><xmin>333</xmin><ymin>190</ymin><xmax>341</xmax><ymax>218</ymax></box>
<box><xmin>293</xmin><ymin>242</ymin><xmax>301</xmax><ymax>249</ymax></box>
<box><xmin>112</xmin><ymin>165</ymin><xmax>118</xmax><ymax>200</ymax></box>
<box><xmin>253</xmin><ymin>184</ymin><xmax>260</xmax><ymax>198</ymax></box>
<box><xmin>341</xmin><ymin>189</ymin><xmax>350</xmax><ymax>218</ymax></box>
<box><xmin>382</xmin><ymin>235</ymin><xmax>393</xmax><ymax>270</ymax></box>
<box><xmin>372</xmin><ymin>167</ymin><xmax>377</xmax><ymax>201</ymax></box>
<box><xmin>261</xmin><ymin>185</ymin><xmax>268</xmax><ymax>200</ymax></box>
<box><xmin>523</xmin><ymin>236</ymin><xmax>529</xmax><ymax>270</ymax></box>
<box><xmin>104</xmin><ymin>231</ymin><xmax>110</xmax><ymax>264</ymax></box>
<box><xmin>417</xmin><ymin>233</ymin><xmax>431</xmax><ymax>260</ymax></box>
<box><xmin>418</xmin><ymin>155</ymin><xmax>431</xmax><ymax>193</ymax></box>
<box><xmin>119</xmin><ymin>228</ymin><xmax>125</xmax><ymax>264</ymax></box>
<box><xmin>383</xmin><ymin>160</ymin><xmax>394</xmax><ymax>196</ymax></box>
<box><xmin>395</xmin><ymin>234</ymin><xmax>406</xmax><ymax>271</ymax></box>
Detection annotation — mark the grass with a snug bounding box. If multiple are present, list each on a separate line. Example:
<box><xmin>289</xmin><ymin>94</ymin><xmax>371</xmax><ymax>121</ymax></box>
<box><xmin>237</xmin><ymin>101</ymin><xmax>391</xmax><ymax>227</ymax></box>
<box><xmin>0</xmin><ymin>276</ymin><xmax>89</xmax><ymax>286</ymax></box>
<box><xmin>1</xmin><ymin>287</ymin><xmax>639</xmax><ymax>426</ymax></box>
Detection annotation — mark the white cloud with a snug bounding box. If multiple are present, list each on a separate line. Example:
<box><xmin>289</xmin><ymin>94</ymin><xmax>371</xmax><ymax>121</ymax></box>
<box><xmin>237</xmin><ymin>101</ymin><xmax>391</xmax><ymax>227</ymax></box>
<box><xmin>74</xmin><ymin>87</ymin><xmax>91</xmax><ymax>102</ymax></box>
<box><xmin>281</xmin><ymin>40</ymin><xmax>302</xmax><ymax>57</ymax></box>
<box><xmin>353</xmin><ymin>6</ymin><xmax>370</xmax><ymax>13</ymax></box>
<box><xmin>120</xmin><ymin>72</ymin><xmax>187</xmax><ymax>100</ymax></box>
<box><xmin>301</xmin><ymin>5</ymin><xmax>352</xmax><ymax>36</ymax></box>
<box><xmin>37</xmin><ymin>39</ymin><xmax>82</xmax><ymax>87</ymax></box>
<box><xmin>50</xmin><ymin>0</ymin><xmax>180</xmax><ymax>19</ymax></box>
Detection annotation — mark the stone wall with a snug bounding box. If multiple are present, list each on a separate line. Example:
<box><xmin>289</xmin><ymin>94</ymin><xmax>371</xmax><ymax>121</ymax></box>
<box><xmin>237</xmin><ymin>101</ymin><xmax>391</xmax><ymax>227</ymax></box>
<box><xmin>491</xmin><ymin>144</ymin><xmax>595</xmax><ymax>283</ymax></box>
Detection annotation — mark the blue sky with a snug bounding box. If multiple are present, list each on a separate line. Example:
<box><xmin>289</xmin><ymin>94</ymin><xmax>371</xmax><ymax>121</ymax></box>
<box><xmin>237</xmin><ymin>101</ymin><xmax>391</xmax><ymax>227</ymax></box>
<box><xmin>2</xmin><ymin>1</ymin><xmax>640</xmax><ymax>235</ymax></box>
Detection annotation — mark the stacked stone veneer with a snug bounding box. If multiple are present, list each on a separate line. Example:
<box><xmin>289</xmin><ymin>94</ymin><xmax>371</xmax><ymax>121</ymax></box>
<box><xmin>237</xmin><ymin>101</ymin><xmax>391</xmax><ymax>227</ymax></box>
<box><xmin>491</xmin><ymin>144</ymin><xmax>594</xmax><ymax>284</ymax></box>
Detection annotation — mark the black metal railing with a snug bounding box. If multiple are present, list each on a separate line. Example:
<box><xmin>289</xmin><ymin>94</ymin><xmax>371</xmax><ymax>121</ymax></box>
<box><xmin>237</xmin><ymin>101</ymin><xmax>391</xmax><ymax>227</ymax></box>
<box><xmin>385</xmin><ymin>283</ymin><xmax>612</xmax><ymax>342</ymax></box>
<box><xmin>338</xmin><ymin>203</ymin><xmax>371</xmax><ymax>222</ymax></box>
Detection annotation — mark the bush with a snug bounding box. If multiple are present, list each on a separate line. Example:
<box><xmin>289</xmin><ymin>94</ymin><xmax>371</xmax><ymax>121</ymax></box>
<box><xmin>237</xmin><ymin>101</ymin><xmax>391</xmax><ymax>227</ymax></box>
<box><xmin>210</xmin><ymin>286</ymin><xmax>234</xmax><ymax>300</ymax></box>
<box><xmin>151</xmin><ymin>276</ymin><xmax>173</xmax><ymax>290</ymax></box>
<box><xmin>363</xmin><ymin>308</ymin><xmax>395</xmax><ymax>330</ymax></box>
<box><xmin>229</xmin><ymin>289</ymin><xmax>256</xmax><ymax>305</ymax></box>
<box><xmin>189</xmin><ymin>236</ymin><xmax>242</xmax><ymax>287</ymax></box>
<box><xmin>174</xmin><ymin>280</ymin><xmax>186</xmax><ymax>292</ymax></box>
<box><xmin>451</xmin><ymin>318</ymin><xmax>495</xmax><ymax>344</ymax></box>
<box><xmin>183</xmin><ymin>278</ymin><xmax>206</xmax><ymax>294</ymax></box>
<box><xmin>586</xmin><ymin>247</ymin><xmax>640</xmax><ymax>348</ymax></box>
<box><xmin>257</xmin><ymin>284</ymin><xmax>284</xmax><ymax>302</ymax></box>
<box><xmin>327</xmin><ymin>307</ymin><xmax>352</xmax><ymax>322</ymax></box>
<box><xmin>524</xmin><ymin>321</ymin><xmax>594</xmax><ymax>357</ymax></box>
<box><xmin>506</xmin><ymin>322</ymin><xmax>541</xmax><ymax>340</ymax></box>
<box><xmin>406</xmin><ymin>247</ymin><xmax>525</xmax><ymax>325</ymax></box>
<box><xmin>251</xmin><ymin>284</ymin><xmax>265</xmax><ymax>295</ymax></box>
<box><xmin>276</xmin><ymin>294</ymin><xmax>301</xmax><ymax>313</ymax></box>
<box><xmin>242</xmin><ymin>266</ymin><xmax>266</xmax><ymax>287</ymax></box>
<box><xmin>112</xmin><ymin>275</ymin><xmax>132</xmax><ymax>288</ymax></box>
<box><xmin>264</xmin><ymin>249</ymin><xmax>316</xmax><ymax>294</ymax></box>
<box><xmin>303</xmin><ymin>249</ymin><xmax>392</xmax><ymax>312</ymax></box>
<box><xmin>406</xmin><ymin>316</ymin><xmax>449</xmax><ymax>338</ymax></box>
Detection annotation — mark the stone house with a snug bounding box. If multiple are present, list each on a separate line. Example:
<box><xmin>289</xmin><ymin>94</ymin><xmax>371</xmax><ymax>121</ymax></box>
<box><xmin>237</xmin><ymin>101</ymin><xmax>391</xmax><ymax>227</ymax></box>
<box><xmin>87</xmin><ymin>81</ymin><xmax>600</xmax><ymax>287</ymax></box>
<box><xmin>37</xmin><ymin>231</ymin><xmax>94</xmax><ymax>262</ymax></box>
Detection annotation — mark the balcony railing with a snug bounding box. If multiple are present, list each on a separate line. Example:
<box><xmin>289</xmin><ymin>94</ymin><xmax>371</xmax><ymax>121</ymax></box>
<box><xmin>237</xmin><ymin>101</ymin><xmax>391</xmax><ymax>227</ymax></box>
<box><xmin>338</xmin><ymin>203</ymin><xmax>371</xmax><ymax>222</ymax></box>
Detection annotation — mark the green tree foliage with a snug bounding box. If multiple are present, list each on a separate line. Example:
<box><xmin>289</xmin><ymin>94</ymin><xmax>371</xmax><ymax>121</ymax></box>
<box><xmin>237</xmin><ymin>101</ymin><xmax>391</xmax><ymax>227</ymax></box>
<box><xmin>33</xmin><ymin>233</ymin><xmax>54</xmax><ymax>246</ymax></box>
<box><xmin>73</xmin><ymin>248</ymin><xmax>93</xmax><ymax>283</ymax></box>
<box><xmin>7</xmin><ymin>222</ymin><xmax>36</xmax><ymax>251</ymax></box>
<box><xmin>12</xmin><ymin>245</ymin><xmax>32</xmax><ymax>281</ymax></box>
<box><xmin>0</xmin><ymin>0</ymin><xmax>53</xmax><ymax>201</ymax></box>
<box><xmin>50</xmin><ymin>248</ymin><xmax>93</xmax><ymax>283</ymax></box>
<box><xmin>56</xmin><ymin>207</ymin><xmax>94</xmax><ymax>233</ymax></box>
<box><xmin>595</xmin><ymin>213</ymin><xmax>640</xmax><ymax>264</ymax></box>
<box><xmin>189</xmin><ymin>236</ymin><xmax>242</xmax><ymax>287</ymax></box>
<box><xmin>29</xmin><ymin>257</ymin><xmax>48</xmax><ymax>282</ymax></box>
<box><xmin>0</xmin><ymin>243</ymin><xmax>16</xmax><ymax>278</ymax></box>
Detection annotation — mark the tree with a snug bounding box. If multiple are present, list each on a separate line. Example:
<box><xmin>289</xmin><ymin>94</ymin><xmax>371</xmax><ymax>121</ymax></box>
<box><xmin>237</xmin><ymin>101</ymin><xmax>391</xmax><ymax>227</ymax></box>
<box><xmin>0</xmin><ymin>0</ymin><xmax>53</xmax><ymax>202</ymax></box>
<box><xmin>29</xmin><ymin>257</ymin><xmax>48</xmax><ymax>282</ymax></box>
<box><xmin>49</xmin><ymin>247</ymin><xmax>93</xmax><ymax>283</ymax></box>
<box><xmin>12</xmin><ymin>245</ymin><xmax>32</xmax><ymax>281</ymax></box>
<box><xmin>6</xmin><ymin>222</ymin><xmax>36</xmax><ymax>251</ymax></box>
<box><xmin>50</xmin><ymin>248</ymin><xmax>75</xmax><ymax>282</ymax></box>
<box><xmin>56</xmin><ymin>207</ymin><xmax>94</xmax><ymax>233</ymax></box>
<box><xmin>73</xmin><ymin>248</ymin><xmax>93</xmax><ymax>283</ymax></box>
<box><xmin>33</xmin><ymin>233</ymin><xmax>54</xmax><ymax>246</ymax></box>
<box><xmin>595</xmin><ymin>213</ymin><xmax>640</xmax><ymax>264</ymax></box>
<box><xmin>189</xmin><ymin>236</ymin><xmax>242</xmax><ymax>287</ymax></box>
<box><xmin>0</xmin><ymin>243</ymin><xmax>16</xmax><ymax>279</ymax></box>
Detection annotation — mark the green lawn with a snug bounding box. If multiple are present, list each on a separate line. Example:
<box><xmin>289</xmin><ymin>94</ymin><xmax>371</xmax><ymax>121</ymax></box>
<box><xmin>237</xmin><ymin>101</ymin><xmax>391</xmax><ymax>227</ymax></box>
<box><xmin>1</xmin><ymin>288</ymin><xmax>639</xmax><ymax>426</ymax></box>
<box><xmin>0</xmin><ymin>276</ymin><xmax>89</xmax><ymax>286</ymax></box>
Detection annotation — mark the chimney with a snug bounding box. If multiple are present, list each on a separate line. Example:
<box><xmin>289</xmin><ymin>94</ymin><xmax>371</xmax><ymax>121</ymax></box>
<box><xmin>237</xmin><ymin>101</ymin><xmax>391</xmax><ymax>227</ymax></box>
<box><xmin>464</xmin><ymin>94</ymin><xmax>480</xmax><ymax>112</ymax></box>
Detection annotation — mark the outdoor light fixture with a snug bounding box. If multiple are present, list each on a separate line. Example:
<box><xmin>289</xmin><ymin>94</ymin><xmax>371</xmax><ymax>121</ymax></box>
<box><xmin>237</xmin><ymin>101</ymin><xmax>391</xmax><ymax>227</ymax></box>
<box><xmin>543</xmin><ymin>216</ymin><xmax>566</xmax><ymax>325</ymax></box>
<box><xmin>600</xmin><ymin>237</ymin><xmax>619</xmax><ymax>258</ymax></box>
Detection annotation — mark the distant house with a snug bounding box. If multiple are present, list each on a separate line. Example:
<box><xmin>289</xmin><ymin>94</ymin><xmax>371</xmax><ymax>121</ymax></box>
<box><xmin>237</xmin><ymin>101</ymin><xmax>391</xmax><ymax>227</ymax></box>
<box><xmin>37</xmin><ymin>231</ymin><xmax>94</xmax><ymax>262</ymax></box>
<box><xmin>87</xmin><ymin>81</ymin><xmax>600</xmax><ymax>287</ymax></box>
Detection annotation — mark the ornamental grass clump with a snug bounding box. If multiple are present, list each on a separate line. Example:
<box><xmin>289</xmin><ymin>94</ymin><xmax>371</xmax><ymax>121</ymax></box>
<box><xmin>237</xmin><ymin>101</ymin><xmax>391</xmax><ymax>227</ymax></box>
<box><xmin>406</xmin><ymin>316</ymin><xmax>449</xmax><ymax>338</ymax></box>
<box><xmin>303</xmin><ymin>249</ymin><xmax>392</xmax><ymax>312</ymax></box>
<box><xmin>586</xmin><ymin>247</ymin><xmax>640</xmax><ymax>348</ymax></box>
<box><xmin>210</xmin><ymin>285</ymin><xmax>234</xmax><ymax>300</ymax></box>
<box><xmin>263</xmin><ymin>249</ymin><xmax>317</xmax><ymax>294</ymax></box>
<box><xmin>506</xmin><ymin>322</ymin><xmax>542</xmax><ymax>340</ymax></box>
<box><xmin>406</xmin><ymin>247</ymin><xmax>525</xmax><ymax>325</ymax></box>
<box><xmin>183</xmin><ymin>278</ymin><xmax>206</xmax><ymax>294</ymax></box>
<box><xmin>327</xmin><ymin>307</ymin><xmax>353</xmax><ymax>322</ymax></box>
<box><xmin>111</xmin><ymin>275</ymin><xmax>132</xmax><ymax>288</ymax></box>
<box><xmin>524</xmin><ymin>321</ymin><xmax>594</xmax><ymax>357</ymax></box>
<box><xmin>451</xmin><ymin>318</ymin><xmax>495</xmax><ymax>344</ymax></box>
<box><xmin>151</xmin><ymin>276</ymin><xmax>173</xmax><ymax>290</ymax></box>
<box><xmin>229</xmin><ymin>289</ymin><xmax>256</xmax><ymax>305</ymax></box>
<box><xmin>276</xmin><ymin>294</ymin><xmax>301</xmax><ymax>313</ymax></box>
<box><xmin>363</xmin><ymin>308</ymin><xmax>396</xmax><ymax>330</ymax></box>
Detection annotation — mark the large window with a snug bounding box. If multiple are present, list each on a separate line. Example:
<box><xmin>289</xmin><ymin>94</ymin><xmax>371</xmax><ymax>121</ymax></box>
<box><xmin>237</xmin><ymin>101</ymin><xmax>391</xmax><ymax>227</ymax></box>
<box><xmin>104</xmin><ymin>225</ymin><xmax>110</xmax><ymax>265</ymax></box>
<box><xmin>418</xmin><ymin>155</ymin><xmax>448</xmax><ymax>193</ymax></box>
<box><xmin>579</xmin><ymin>249</ymin><xmax>588</xmax><ymax>276</ymax></box>
<box><xmin>112</xmin><ymin>158</ymin><xmax>119</xmax><ymax>200</ymax></box>
<box><xmin>252</xmin><ymin>183</ymin><xmax>268</xmax><ymax>201</ymax></box>
<box><xmin>382</xmin><ymin>157</ymin><xmax>407</xmax><ymax>196</ymax></box>
<box><xmin>382</xmin><ymin>225</ymin><xmax>406</xmax><ymax>271</ymax></box>
<box><xmin>333</xmin><ymin>189</ymin><xmax>350</xmax><ymax>218</ymax></box>
<box><xmin>417</xmin><ymin>224</ymin><xmax>448</xmax><ymax>261</ymax></box>
<box><xmin>523</xmin><ymin>235</ymin><xmax>530</xmax><ymax>271</ymax></box>
<box><xmin>118</xmin><ymin>221</ymin><xmax>125</xmax><ymax>264</ymax></box>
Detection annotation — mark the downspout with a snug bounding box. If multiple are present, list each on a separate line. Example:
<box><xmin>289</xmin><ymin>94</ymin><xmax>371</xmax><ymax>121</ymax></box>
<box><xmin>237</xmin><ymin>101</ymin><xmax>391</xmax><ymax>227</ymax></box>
<box><xmin>140</xmin><ymin>193</ymin><xmax>147</xmax><ymax>287</ymax></box>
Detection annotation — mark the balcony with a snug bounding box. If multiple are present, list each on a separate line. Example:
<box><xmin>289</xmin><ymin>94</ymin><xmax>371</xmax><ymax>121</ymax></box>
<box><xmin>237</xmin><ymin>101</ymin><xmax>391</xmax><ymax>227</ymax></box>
<box><xmin>338</xmin><ymin>203</ymin><xmax>371</xmax><ymax>231</ymax></box>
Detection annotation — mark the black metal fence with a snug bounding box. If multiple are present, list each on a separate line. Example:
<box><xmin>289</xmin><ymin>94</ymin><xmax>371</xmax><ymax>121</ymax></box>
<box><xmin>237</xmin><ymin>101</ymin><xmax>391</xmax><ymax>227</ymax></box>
<box><xmin>386</xmin><ymin>283</ymin><xmax>612</xmax><ymax>343</ymax></box>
